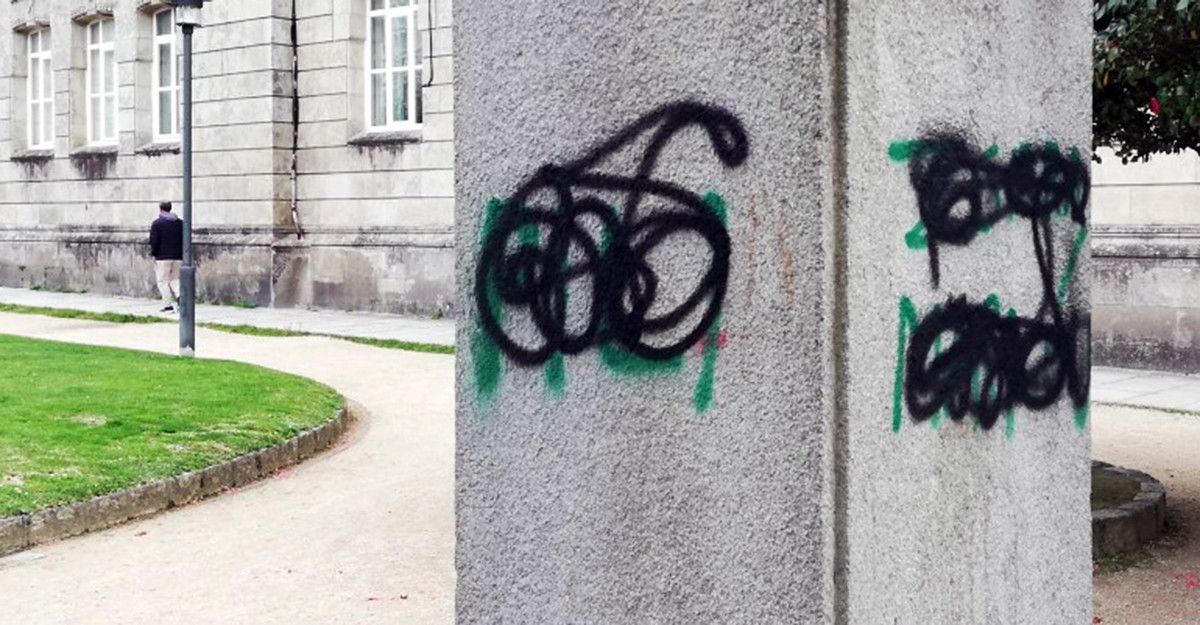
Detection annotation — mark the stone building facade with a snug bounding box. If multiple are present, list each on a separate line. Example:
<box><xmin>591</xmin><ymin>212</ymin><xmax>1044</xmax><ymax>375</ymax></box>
<box><xmin>0</xmin><ymin>0</ymin><xmax>454</xmax><ymax>315</ymax></box>
<box><xmin>1093</xmin><ymin>148</ymin><xmax>1200</xmax><ymax>372</ymax></box>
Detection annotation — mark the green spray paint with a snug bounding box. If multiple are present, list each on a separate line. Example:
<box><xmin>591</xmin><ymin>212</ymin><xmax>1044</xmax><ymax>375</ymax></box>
<box><xmin>600</xmin><ymin>341</ymin><xmax>683</xmax><ymax>375</ymax></box>
<box><xmin>693</xmin><ymin>313</ymin><xmax>722</xmax><ymax>414</ymax></box>
<box><xmin>1074</xmin><ymin>404</ymin><xmax>1089</xmax><ymax>430</ymax></box>
<box><xmin>471</xmin><ymin>331</ymin><xmax>503</xmax><ymax>407</ymax></box>
<box><xmin>905</xmin><ymin>221</ymin><xmax>928</xmax><ymax>250</ymax></box>
<box><xmin>472</xmin><ymin>197</ymin><xmax>507</xmax><ymax>406</ymax></box>
<box><xmin>888</xmin><ymin>139</ymin><xmax>936</xmax><ymax>163</ymax></box>
<box><xmin>690</xmin><ymin>191</ymin><xmax>728</xmax><ymax>413</ymax></box>
<box><xmin>703</xmin><ymin>190</ymin><xmax>728</xmax><ymax>224</ymax></box>
<box><xmin>544</xmin><ymin>354</ymin><xmax>566</xmax><ymax>397</ymax></box>
<box><xmin>892</xmin><ymin>296</ymin><xmax>919</xmax><ymax>432</ymax></box>
<box><xmin>1057</xmin><ymin>225</ymin><xmax>1088</xmax><ymax>307</ymax></box>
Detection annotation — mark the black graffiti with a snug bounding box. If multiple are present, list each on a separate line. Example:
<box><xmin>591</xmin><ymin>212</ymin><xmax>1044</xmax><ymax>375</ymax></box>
<box><xmin>901</xmin><ymin>132</ymin><xmax>1089</xmax><ymax>430</ymax></box>
<box><xmin>907</xmin><ymin>134</ymin><xmax>1089</xmax><ymax>287</ymax></box>
<box><xmin>475</xmin><ymin>101</ymin><xmax>748</xmax><ymax>366</ymax></box>
<box><xmin>905</xmin><ymin>297</ymin><xmax>1088</xmax><ymax>430</ymax></box>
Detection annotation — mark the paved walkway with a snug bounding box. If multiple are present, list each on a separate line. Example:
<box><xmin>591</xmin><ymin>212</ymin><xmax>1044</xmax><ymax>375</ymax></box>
<box><xmin>1093</xmin><ymin>366</ymin><xmax>1200</xmax><ymax>413</ymax></box>
<box><xmin>0</xmin><ymin>286</ymin><xmax>455</xmax><ymax>346</ymax></box>
<box><xmin>0</xmin><ymin>312</ymin><xmax>454</xmax><ymax>624</ymax></box>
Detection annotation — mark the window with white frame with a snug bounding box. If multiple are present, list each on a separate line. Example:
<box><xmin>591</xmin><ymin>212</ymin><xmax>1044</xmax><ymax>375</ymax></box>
<box><xmin>86</xmin><ymin>19</ymin><xmax>117</xmax><ymax>145</ymax></box>
<box><xmin>27</xmin><ymin>29</ymin><xmax>54</xmax><ymax>149</ymax></box>
<box><xmin>152</xmin><ymin>9</ymin><xmax>180</xmax><ymax>141</ymax></box>
<box><xmin>366</xmin><ymin>0</ymin><xmax>423</xmax><ymax>130</ymax></box>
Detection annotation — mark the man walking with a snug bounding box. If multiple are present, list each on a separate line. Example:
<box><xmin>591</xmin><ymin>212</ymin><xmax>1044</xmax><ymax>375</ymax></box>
<box><xmin>149</xmin><ymin>200</ymin><xmax>184</xmax><ymax>313</ymax></box>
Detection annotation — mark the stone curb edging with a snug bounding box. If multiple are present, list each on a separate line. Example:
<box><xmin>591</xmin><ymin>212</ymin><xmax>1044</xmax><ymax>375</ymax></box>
<box><xmin>1092</xmin><ymin>460</ymin><xmax>1167</xmax><ymax>558</ymax></box>
<box><xmin>0</xmin><ymin>403</ymin><xmax>355</xmax><ymax>558</ymax></box>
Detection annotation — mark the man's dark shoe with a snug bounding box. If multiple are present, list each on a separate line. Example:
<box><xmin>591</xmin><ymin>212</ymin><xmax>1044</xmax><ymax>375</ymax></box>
<box><xmin>160</xmin><ymin>305</ymin><xmax>176</xmax><ymax>313</ymax></box>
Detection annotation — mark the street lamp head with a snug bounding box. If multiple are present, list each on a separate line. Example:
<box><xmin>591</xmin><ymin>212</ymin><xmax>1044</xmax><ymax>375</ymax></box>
<box><xmin>167</xmin><ymin>0</ymin><xmax>205</xmax><ymax>26</ymax></box>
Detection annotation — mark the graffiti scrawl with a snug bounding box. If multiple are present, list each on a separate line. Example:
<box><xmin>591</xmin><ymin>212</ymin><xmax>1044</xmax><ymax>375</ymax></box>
<box><xmin>890</xmin><ymin>133</ymin><xmax>1090</xmax><ymax>435</ymax></box>
<box><xmin>472</xmin><ymin>101</ymin><xmax>749</xmax><ymax>412</ymax></box>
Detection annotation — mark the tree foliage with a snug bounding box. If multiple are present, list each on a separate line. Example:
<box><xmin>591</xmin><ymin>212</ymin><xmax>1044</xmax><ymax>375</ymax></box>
<box><xmin>1095</xmin><ymin>0</ymin><xmax>1200</xmax><ymax>162</ymax></box>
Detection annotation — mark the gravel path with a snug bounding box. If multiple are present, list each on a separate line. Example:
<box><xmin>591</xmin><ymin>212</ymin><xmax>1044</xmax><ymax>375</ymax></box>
<box><xmin>1093</xmin><ymin>404</ymin><xmax>1200</xmax><ymax>624</ymax></box>
<box><xmin>0</xmin><ymin>312</ymin><xmax>454</xmax><ymax>624</ymax></box>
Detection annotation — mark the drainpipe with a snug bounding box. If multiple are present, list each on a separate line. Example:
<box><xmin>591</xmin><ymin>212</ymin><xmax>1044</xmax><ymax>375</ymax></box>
<box><xmin>424</xmin><ymin>0</ymin><xmax>434</xmax><ymax>87</ymax></box>
<box><xmin>289</xmin><ymin>0</ymin><xmax>302</xmax><ymax>239</ymax></box>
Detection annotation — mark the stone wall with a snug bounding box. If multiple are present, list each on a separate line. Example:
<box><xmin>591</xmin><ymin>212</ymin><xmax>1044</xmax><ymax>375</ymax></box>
<box><xmin>0</xmin><ymin>0</ymin><xmax>454</xmax><ymax>314</ymax></box>
<box><xmin>284</xmin><ymin>0</ymin><xmax>454</xmax><ymax>314</ymax></box>
<box><xmin>1092</xmin><ymin>148</ymin><xmax>1200</xmax><ymax>372</ymax></box>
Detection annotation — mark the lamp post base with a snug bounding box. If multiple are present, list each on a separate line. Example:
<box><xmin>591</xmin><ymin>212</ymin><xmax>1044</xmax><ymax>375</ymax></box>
<box><xmin>179</xmin><ymin>264</ymin><xmax>195</xmax><ymax>356</ymax></box>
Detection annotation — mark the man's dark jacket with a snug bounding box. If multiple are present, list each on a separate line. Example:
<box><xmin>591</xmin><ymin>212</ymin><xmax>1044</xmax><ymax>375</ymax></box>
<box><xmin>150</xmin><ymin>214</ymin><xmax>184</xmax><ymax>261</ymax></box>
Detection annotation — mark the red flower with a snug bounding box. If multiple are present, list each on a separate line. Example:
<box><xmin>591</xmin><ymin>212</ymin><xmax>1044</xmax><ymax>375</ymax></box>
<box><xmin>1150</xmin><ymin>97</ymin><xmax>1162</xmax><ymax>116</ymax></box>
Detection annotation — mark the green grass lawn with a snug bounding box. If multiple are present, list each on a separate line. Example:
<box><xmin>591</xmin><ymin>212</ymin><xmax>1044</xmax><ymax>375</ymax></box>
<box><xmin>0</xmin><ymin>333</ymin><xmax>343</xmax><ymax>516</ymax></box>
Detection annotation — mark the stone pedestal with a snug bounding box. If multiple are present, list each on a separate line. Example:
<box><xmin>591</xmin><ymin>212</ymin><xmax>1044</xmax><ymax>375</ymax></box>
<box><xmin>455</xmin><ymin>2</ymin><xmax>1092</xmax><ymax>623</ymax></box>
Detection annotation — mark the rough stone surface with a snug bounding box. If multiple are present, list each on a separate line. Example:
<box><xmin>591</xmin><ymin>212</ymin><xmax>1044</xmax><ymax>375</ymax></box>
<box><xmin>198</xmin><ymin>460</ymin><xmax>236</xmax><ymax>498</ymax></box>
<box><xmin>1092</xmin><ymin>227</ymin><xmax>1200</xmax><ymax>373</ymax></box>
<box><xmin>295</xmin><ymin>429</ymin><xmax>318</xmax><ymax>460</ymax></box>
<box><xmin>456</xmin><ymin>1</ymin><xmax>1092</xmax><ymax>623</ymax></box>
<box><xmin>256</xmin><ymin>444</ymin><xmax>286</xmax><ymax>476</ymax></box>
<box><xmin>277</xmin><ymin>437</ymin><xmax>300</xmax><ymax>468</ymax></box>
<box><xmin>455</xmin><ymin>3</ymin><xmax>834</xmax><ymax>624</ymax></box>
<box><xmin>169</xmin><ymin>472</ymin><xmax>203</xmax><ymax>508</ymax></box>
<box><xmin>0</xmin><ymin>515</ymin><xmax>31</xmax><ymax>554</ymax></box>
<box><xmin>1091</xmin><ymin>464</ymin><xmax>1167</xmax><ymax>558</ymax></box>
<box><xmin>28</xmin><ymin>506</ymin><xmax>79</xmax><ymax>544</ymax></box>
<box><xmin>840</xmin><ymin>2</ymin><xmax>1092</xmax><ymax>623</ymax></box>
<box><xmin>1090</xmin><ymin>462</ymin><xmax>1168</xmax><ymax>558</ymax></box>
<box><xmin>227</xmin><ymin>455</ymin><xmax>261</xmax><ymax>488</ymax></box>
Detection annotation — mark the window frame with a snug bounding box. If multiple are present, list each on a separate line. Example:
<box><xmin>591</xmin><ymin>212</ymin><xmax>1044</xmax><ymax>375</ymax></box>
<box><xmin>364</xmin><ymin>0</ymin><xmax>423</xmax><ymax>132</ymax></box>
<box><xmin>27</xmin><ymin>29</ymin><xmax>54</xmax><ymax>150</ymax></box>
<box><xmin>151</xmin><ymin>8</ymin><xmax>181</xmax><ymax>143</ymax></box>
<box><xmin>85</xmin><ymin>18</ymin><xmax>118</xmax><ymax>146</ymax></box>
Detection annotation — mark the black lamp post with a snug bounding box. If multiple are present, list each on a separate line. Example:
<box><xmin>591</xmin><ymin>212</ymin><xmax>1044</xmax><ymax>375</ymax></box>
<box><xmin>167</xmin><ymin>0</ymin><xmax>204</xmax><ymax>357</ymax></box>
